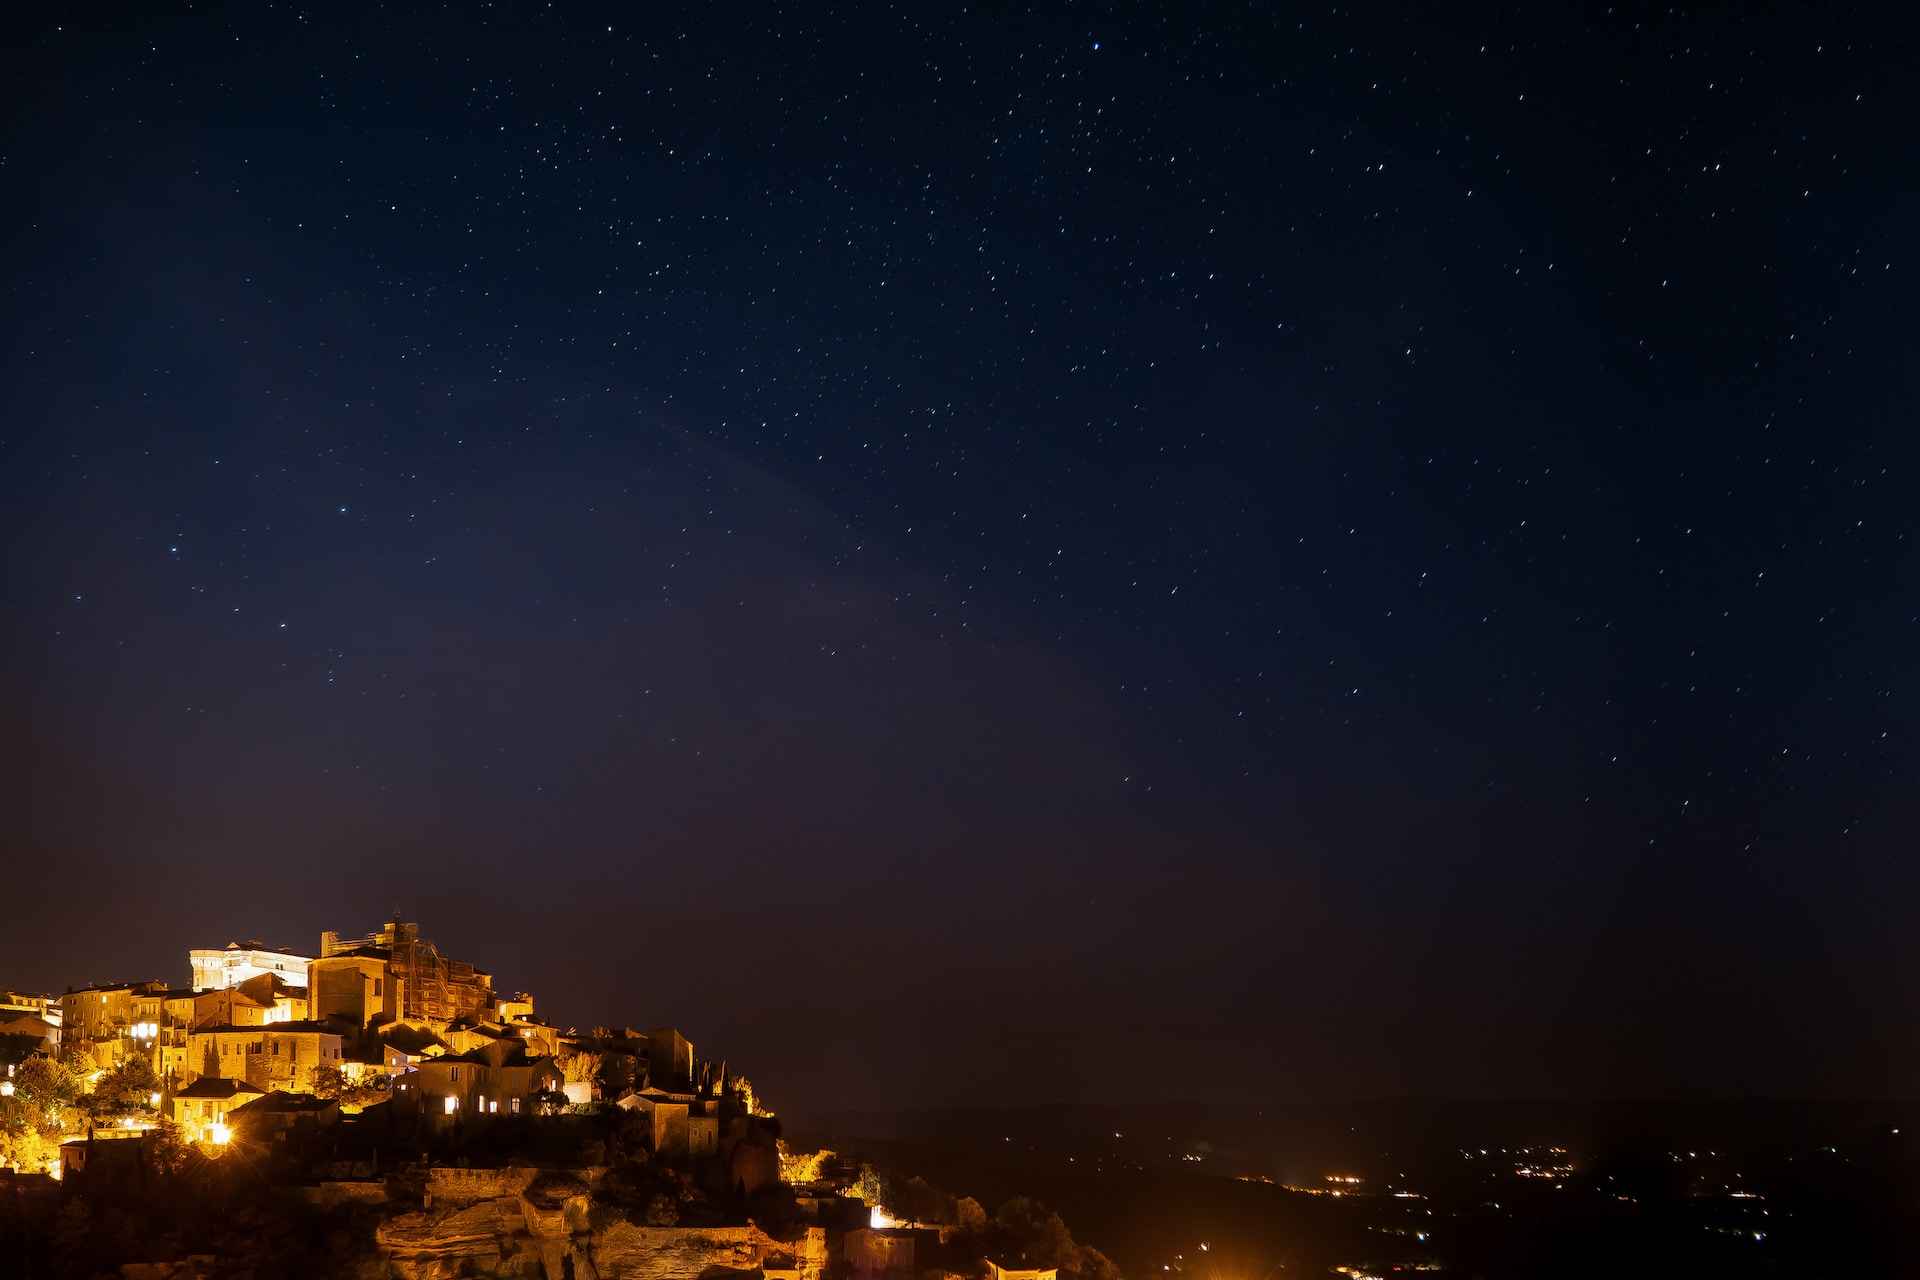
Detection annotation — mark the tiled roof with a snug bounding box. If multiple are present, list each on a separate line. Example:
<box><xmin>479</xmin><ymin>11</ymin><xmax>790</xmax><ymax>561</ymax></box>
<box><xmin>173</xmin><ymin>1077</ymin><xmax>266</xmax><ymax>1099</ymax></box>
<box><xmin>231</xmin><ymin>1090</ymin><xmax>334</xmax><ymax>1113</ymax></box>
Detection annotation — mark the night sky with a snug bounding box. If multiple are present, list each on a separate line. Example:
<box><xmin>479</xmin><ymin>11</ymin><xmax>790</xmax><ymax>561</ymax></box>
<box><xmin>4</xmin><ymin>4</ymin><xmax>1915</xmax><ymax>1112</ymax></box>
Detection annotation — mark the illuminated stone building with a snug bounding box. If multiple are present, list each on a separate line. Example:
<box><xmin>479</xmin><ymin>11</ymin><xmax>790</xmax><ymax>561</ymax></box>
<box><xmin>985</xmin><ymin>1263</ymin><xmax>1059</xmax><ymax>1280</ymax></box>
<box><xmin>120</xmin><ymin>987</ymin><xmax>198</xmax><ymax>1084</ymax></box>
<box><xmin>443</xmin><ymin>1018</ymin><xmax>522</xmax><ymax>1056</ymax></box>
<box><xmin>845</xmin><ymin>1229</ymin><xmax>920</xmax><ymax>1275</ymax></box>
<box><xmin>168</xmin><ymin>1076</ymin><xmax>264</xmax><ymax>1142</ymax></box>
<box><xmin>613</xmin><ymin>1087</ymin><xmax>702</xmax><ymax>1157</ymax></box>
<box><xmin>188</xmin><ymin>941</ymin><xmax>312</xmax><ymax>992</ymax></box>
<box><xmin>645</xmin><ymin>1026</ymin><xmax>695</xmax><ymax>1089</ymax></box>
<box><xmin>0</xmin><ymin>990</ymin><xmax>61</xmax><ymax>1051</ymax></box>
<box><xmin>0</xmin><ymin>1011</ymin><xmax>58</xmax><ymax>1054</ymax></box>
<box><xmin>186</xmin><ymin>1022</ymin><xmax>344</xmax><ymax>1094</ymax></box>
<box><xmin>309</xmin><ymin>952</ymin><xmax>400</xmax><ymax>1029</ymax></box>
<box><xmin>507</xmin><ymin>1016</ymin><xmax>562</xmax><ymax>1058</ymax></box>
<box><xmin>242</xmin><ymin>971</ymin><xmax>309</xmax><ymax>1022</ymax></box>
<box><xmin>58</xmin><ymin>980</ymin><xmax>170</xmax><ymax>1069</ymax></box>
<box><xmin>191</xmin><ymin>973</ymin><xmax>309</xmax><ymax>1029</ymax></box>
<box><xmin>493</xmin><ymin>991</ymin><xmax>535</xmax><ymax>1023</ymax></box>
<box><xmin>229</xmin><ymin>1090</ymin><xmax>340</xmax><ymax>1137</ymax></box>
<box><xmin>319</xmin><ymin>919</ymin><xmax>492</xmax><ymax>1025</ymax></box>
<box><xmin>190</xmin><ymin>987</ymin><xmax>271</xmax><ymax>1030</ymax></box>
<box><xmin>400</xmin><ymin>1039</ymin><xmax>562</xmax><ymax>1120</ymax></box>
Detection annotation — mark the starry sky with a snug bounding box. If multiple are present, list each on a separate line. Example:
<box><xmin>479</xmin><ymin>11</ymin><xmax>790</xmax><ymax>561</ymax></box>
<box><xmin>3</xmin><ymin>4</ymin><xmax>1915</xmax><ymax>1112</ymax></box>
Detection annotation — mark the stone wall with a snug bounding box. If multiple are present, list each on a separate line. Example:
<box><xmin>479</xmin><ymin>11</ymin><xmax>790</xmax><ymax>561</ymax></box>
<box><xmin>426</xmin><ymin>1165</ymin><xmax>542</xmax><ymax>1203</ymax></box>
<box><xmin>302</xmin><ymin>1181</ymin><xmax>391</xmax><ymax>1209</ymax></box>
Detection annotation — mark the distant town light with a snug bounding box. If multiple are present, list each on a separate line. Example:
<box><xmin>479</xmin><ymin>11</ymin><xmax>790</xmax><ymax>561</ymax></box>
<box><xmin>0</xmin><ymin>1081</ymin><xmax>12</xmax><ymax>1097</ymax></box>
<box><xmin>149</xmin><ymin>1091</ymin><xmax>161</xmax><ymax>1107</ymax></box>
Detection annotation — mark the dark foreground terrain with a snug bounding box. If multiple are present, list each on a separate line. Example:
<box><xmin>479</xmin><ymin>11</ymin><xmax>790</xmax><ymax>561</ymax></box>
<box><xmin>794</xmin><ymin>1099</ymin><xmax>1920</xmax><ymax>1278</ymax></box>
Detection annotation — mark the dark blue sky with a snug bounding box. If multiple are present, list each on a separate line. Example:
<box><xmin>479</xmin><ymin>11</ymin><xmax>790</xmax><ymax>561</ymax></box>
<box><xmin>4</xmin><ymin>3</ymin><xmax>1915</xmax><ymax>1111</ymax></box>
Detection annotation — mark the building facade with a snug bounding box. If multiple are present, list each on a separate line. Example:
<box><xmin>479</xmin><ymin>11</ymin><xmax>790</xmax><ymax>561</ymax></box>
<box><xmin>401</xmin><ymin>1041</ymin><xmax>562</xmax><ymax>1120</ymax></box>
<box><xmin>59</xmin><ymin>981</ymin><xmax>171</xmax><ymax>1070</ymax></box>
<box><xmin>186</xmin><ymin>1022</ymin><xmax>344</xmax><ymax>1094</ymax></box>
<box><xmin>0</xmin><ymin>991</ymin><xmax>61</xmax><ymax>1051</ymax></box>
<box><xmin>168</xmin><ymin>1077</ymin><xmax>265</xmax><ymax>1142</ymax></box>
<box><xmin>309</xmin><ymin>953</ymin><xmax>399</xmax><ymax>1028</ymax></box>
<box><xmin>188</xmin><ymin>942</ymin><xmax>312</xmax><ymax>992</ymax></box>
<box><xmin>319</xmin><ymin>919</ymin><xmax>492</xmax><ymax>1024</ymax></box>
<box><xmin>645</xmin><ymin>1026</ymin><xmax>694</xmax><ymax>1089</ymax></box>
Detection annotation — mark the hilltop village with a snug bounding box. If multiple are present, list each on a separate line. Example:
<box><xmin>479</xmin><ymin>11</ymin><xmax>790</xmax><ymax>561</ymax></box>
<box><xmin>0</xmin><ymin>920</ymin><xmax>1108</xmax><ymax>1280</ymax></box>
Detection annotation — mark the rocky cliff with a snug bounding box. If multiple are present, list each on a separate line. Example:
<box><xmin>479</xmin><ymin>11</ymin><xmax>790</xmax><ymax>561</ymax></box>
<box><xmin>349</xmin><ymin>1167</ymin><xmax>827</xmax><ymax>1280</ymax></box>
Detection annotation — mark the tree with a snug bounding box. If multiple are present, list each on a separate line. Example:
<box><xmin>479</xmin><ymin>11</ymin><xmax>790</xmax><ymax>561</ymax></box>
<box><xmin>144</xmin><ymin>1118</ymin><xmax>192</xmax><ymax>1176</ymax></box>
<box><xmin>312</xmin><ymin>1063</ymin><xmax>348</xmax><ymax>1100</ymax></box>
<box><xmin>856</xmin><ymin>1163</ymin><xmax>886</xmax><ymax>1207</ymax></box>
<box><xmin>14</xmin><ymin>1055</ymin><xmax>81</xmax><ymax>1110</ymax></box>
<box><xmin>315</xmin><ymin>1065</ymin><xmax>389</xmax><ymax>1112</ymax></box>
<box><xmin>84</xmin><ymin>1057</ymin><xmax>161</xmax><ymax>1120</ymax></box>
<box><xmin>558</xmin><ymin>1049</ymin><xmax>602</xmax><ymax>1084</ymax></box>
<box><xmin>596</xmin><ymin>1051</ymin><xmax>640</xmax><ymax>1097</ymax></box>
<box><xmin>1075</xmin><ymin>1245</ymin><xmax>1122</xmax><ymax>1280</ymax></box>
<box><xmin>0</xmin><ymin>1121</ymin><xmax>58</xmax><ymax>1174</ymax></box>
<box><xmin>994</xmin><ymin>1198</ymin><xmax>1081</xmax><ymax>1270</ymax></box>
<box><xmin>891</xmin><ymin>1175</ymin><xmax>957</xmax><ymax>1225</ymax></box>
<box><xmin>777</xmin><ymin>1143</ymin><xmax>834</xmax><ymax>1185</ymax></box>
<box><xmin>0</xmin><ymin>1083</ymin><xmax>74</xmax><ymax>1174</ymax></box>
<box><xmin>346</xmin><ymin>1072</ymin><xmax>393</xmax><ymax>1111</ymax></box>
<box><xmin>954</xmin><ymin>1196</ymin><xmax>989</xmax><ymax>1236</ymax></box>
<box><xmin>729</xmin><ymin>1074</ymin><xmax>768</xmax><ymax>1116</ymax></box>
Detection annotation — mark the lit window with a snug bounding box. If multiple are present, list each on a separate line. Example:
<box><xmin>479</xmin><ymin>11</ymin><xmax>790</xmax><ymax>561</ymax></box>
<box><xmin>512</xmin><ymin>1098</ymin><xmax>521</xmax><ymax>1114</ymax></box>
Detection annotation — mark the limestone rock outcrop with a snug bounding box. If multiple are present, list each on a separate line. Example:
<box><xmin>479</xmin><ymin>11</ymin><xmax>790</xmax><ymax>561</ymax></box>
<box><xmin>354</xmin><ymin>1167</ymin><xmax>824</xmax><ymax>1280</ymax></box>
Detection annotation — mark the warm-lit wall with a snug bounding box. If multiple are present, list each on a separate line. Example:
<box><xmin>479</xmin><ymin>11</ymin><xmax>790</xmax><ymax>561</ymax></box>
<box><xmin>309</xmin><ymin>955</ymin><xmax>395</xmax><ymax>1028</ymax></box>
<box><xmin>188</xmin><ymin>947</ymin><xmax>312</xmax><ymax>993</ymax></box>
<box><xmin>185</xmin><ymin>1026</ymin><xmax>344</xmax><ymax>1092</ymax></box>
<box><xmin>406</xmin><ymin>1058</ymin><xmax>563</xmax><ymax>1119</ymax></box>
<box><xmin>192</xmin><ymin>989</ymin><xmax>270</xmax><ymax>1030</ymax></box>
<box><xmin>168</xmin><ymin>1090</ymin><xmax>257</xmax><ymax>1142</ymax></box>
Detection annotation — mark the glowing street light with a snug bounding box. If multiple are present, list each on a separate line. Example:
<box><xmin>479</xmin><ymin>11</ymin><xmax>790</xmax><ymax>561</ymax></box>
<box><xmin>207</xmin><ymin>1123</ymin><xmax>231</xmax><ymax>1146</ymax></box>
